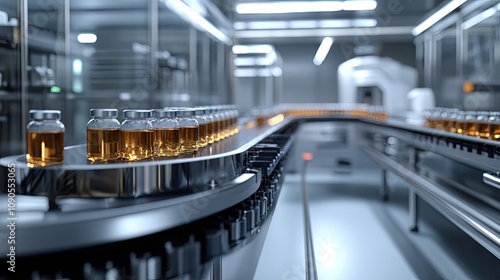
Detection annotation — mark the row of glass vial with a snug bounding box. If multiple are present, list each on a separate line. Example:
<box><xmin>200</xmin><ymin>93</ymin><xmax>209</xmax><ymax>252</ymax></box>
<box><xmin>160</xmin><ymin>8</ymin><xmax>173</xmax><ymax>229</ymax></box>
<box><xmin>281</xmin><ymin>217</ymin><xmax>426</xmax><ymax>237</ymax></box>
<box><xmin>423</xmin><ymin>108</ymin><xmax>500</xmax><ymax>140</ymax></box>
<box><xmin>252</xmin><ymin>104</ymin><xmax>388</xmax><ymax>124</ymax></box>
<box><xmin>87</xmin><ymin>105</ymin><xmax>239</xmax><ymax>162</ymax></box>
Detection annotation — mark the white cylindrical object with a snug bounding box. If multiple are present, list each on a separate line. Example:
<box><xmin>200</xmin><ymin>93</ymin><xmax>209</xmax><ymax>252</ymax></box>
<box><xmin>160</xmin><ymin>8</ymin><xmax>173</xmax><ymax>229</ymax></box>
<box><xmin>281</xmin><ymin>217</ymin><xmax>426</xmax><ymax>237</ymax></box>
<box><xmin>407</xmin><ymin>88</ymin><xmax>435</xmax><ymax>112</ymax></box>
<box><xmin>0</xmin><ymin>11</ymin><xmax>7</xmax><ymax>24</ymax></box>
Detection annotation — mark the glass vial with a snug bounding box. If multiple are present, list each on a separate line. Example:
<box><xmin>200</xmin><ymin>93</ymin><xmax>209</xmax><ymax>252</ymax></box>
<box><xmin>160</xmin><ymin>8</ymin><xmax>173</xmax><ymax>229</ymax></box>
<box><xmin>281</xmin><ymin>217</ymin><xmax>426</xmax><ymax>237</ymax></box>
<box><xmin>152</xmin><ymin>109</ymin><xmax>180</xmax><ymax>157</ymax></box>
<box><xmin>205</xmin><ymin>108</ymin><xmax>215</xmax><ymax>144</ymax></box>
<box><xmin>210</xmin><ymin>107</ymin><xmax>221</xmax><ymax>142</ymax></box>
<box><xmin>120</xmin><ymin>110</ymin><xmax>153</xmax><ymax>161</ymax></box>
<box><xmin>489</xmin><ymin>112</ymin><xmax>500</xmax><ymax>140</ymax></box>
<box><xmin>476</xmin><ymin>111</ymin><xmax>490</xmax><ymax>139</ymax></box>
<box><xmin>221</xmin><ymin>105</ymin><xmax>231</xmax><ymax>138</ymax></box>
<box><xmin>229</xmin><ymin>105</ymin><xmax>239</xmax><ymax>135</ymax></box>
<box><xmin>454</xmin><ymin>111</ymin><xmax>466</xmax><ymax>134</ymax></box>
<box><xmin>194</xmin><ymin>107</ymin><xmax>209</xmax><ymax>148</ymax></box>
<box><xmin>26</xmin><ymin>110</ymin><xmax>65</xmax><ymax>166</ymax></box>
<box><xmin>177</xmin><ymin>108</ymin><xmax>199</xmax><ymax>154</ymax></box>
<box><xmin>87</xmin><ymin>109</ymin><xmax>120</xmax><ymax>162</ymax></box>
<box><xmin>465</xmin><ymin>111</ymin><xmax>478</xmax><ymax>136</ymax></box>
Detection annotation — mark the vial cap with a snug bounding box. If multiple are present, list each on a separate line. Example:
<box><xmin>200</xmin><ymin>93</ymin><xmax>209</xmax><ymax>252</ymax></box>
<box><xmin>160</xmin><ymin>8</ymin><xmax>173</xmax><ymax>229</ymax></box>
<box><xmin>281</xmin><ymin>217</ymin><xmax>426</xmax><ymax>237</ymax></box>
<box><xmin>90</xmin><ymin>109</ymin><xmax>118</xmax><ymax>118</ymax></box>
<box><xmin>194</xmin><ymin>107</ymin><xmax>208</xmax><ymax>115</ymax></box>
<box><xmin>177</xmin><ymin>108</ymin><xmax>196</xmax><ymax>116</ymax></box>
<box><xmin>153</xmin><ymin>109</ymin><xmax>177</xmax><ymax>118</ymax></box>
<box><xmin>29</xmin><ymin>110</ymin><xmax>61</xmax><ymax>120</ymax></box>
<box><xmin>123</xmin><ymin>110</ymin><xmax>152</xmax><ymax>119</ymax></box>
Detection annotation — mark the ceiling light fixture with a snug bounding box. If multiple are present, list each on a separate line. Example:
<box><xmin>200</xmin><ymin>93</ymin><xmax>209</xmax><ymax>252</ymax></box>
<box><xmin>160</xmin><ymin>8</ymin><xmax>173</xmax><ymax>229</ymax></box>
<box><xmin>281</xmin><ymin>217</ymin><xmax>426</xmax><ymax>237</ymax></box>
<box><xmin>462</xmin><ymin>3</ymin><xmax>500</xmax><ymax>30</ymax></box>
<box><xmin>235</xmin><ymin>1</ymin><xmax>376</xmax><ymax>14</ymax></box>
<box><xmin>232</xmin><ymin>44</ymin><xmax>274</xmax><ymax>54</ymax></box>
<box><xmin>342</xmin><ymin>0</ymin><xmax>377</xmax><ymax>11</ymax></box>
<box><xmin>313</xmin><ymin>37</ymin><xmax>334</xmax><ymax>66</ymax></box>
<box><xmin>77</xmin><ymin>33</ymin><xmax>97</xmax><ymax>44</ymax></box>
<box><xmin>161</xmin><ymin>0</ymin><xmax>232</xmax><ymax>45</ymax></box>
<box><xmin>233</xmin><ymin>19</ymin><xmax>377</xmax><ymax>30</ymax></box>
<box><xmin>412</xmin><ymin>0</ymin><xmax>468</xmax><ymax>36</ymax></box>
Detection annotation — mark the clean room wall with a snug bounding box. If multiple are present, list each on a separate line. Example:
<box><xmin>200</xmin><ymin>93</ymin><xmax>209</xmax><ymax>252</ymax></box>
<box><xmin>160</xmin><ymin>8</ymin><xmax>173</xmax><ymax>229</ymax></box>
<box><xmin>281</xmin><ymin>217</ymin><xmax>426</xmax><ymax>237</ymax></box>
<box><xmin>271</xmin><ymin>41</ymin><xmax>416</xmax><ymax>104</ymax></box>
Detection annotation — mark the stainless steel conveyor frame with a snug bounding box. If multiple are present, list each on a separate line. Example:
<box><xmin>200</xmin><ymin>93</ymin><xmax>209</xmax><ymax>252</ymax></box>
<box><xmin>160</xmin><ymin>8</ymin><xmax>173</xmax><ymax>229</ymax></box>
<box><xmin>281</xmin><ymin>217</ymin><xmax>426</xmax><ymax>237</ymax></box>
<box><xmin>1</xmin><ymin>113</ymin><xmax>500</xmax><ymax>278</ymax></box>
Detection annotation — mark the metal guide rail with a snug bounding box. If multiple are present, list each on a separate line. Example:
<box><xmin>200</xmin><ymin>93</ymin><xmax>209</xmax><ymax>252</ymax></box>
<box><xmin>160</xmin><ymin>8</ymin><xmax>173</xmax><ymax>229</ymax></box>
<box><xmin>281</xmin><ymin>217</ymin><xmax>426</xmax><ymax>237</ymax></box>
<box><xmin>364</xmin><ymin>146</ymin><xmax>500</xmax><ymax>259</ymax></box>
<box><xmin>361</xmin><ymin>118</ymin><xmax>500</xmax><ymax>172</ymax></box>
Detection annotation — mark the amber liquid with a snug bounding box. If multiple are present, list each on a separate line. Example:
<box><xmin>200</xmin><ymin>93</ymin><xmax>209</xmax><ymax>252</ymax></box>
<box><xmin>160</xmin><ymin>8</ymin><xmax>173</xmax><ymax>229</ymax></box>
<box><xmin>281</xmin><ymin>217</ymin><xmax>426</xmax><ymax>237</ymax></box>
<box><xmin>442</xmin><ymin>120</ymin><xmax>451</xmax><ymax>131</ymax></box>
<box><xmin>432</xmin><ymin>119</ymin><xmax>443</xmax><ymax>130</ymax></box>
<box><xmin>224</xmin><ymin>118</ymin><xmax>230</xmax><ymax>138</ymax></box>
<box><xmin>87</xmin><ymin>129</ymin><xmax>120</xmax><ymax>162</ymax></box>
<box><xmin>229</xmin><ymin>117</ymin><xmax>235</xmax><ymax>136</ymax></box>
<box><xmin>455</xmin><ymin>121</ymin><xmax>466</xmax><ymax>134</ymax></box>
<box><xmin>207</xmin><ymin>122</ymin><xmax>215</xmax><ymax>144</ymax></box>
<box><xmin>27</xmin><ymin>131</ymin><xmax>64</xmax><ymax>166</ymax></box>
<box><xmin>180</xmin><ymin>126</ymin><xmax>199</xmax><ymax>153</ymax></box>
<box><xmin>465</xmin><ymin>122</ymin><xmax>478</xmax><ymax>136</ymax></box>
<box><xmin>477</xmin><ymin>123</ymin><xmax>490</xmax><ymax>139</ymax></box>
<box><xmin>449</xmin><ymin>121</ymin><xmax>457</xmax><ymax>133</ymax></box>
<box><xmin>490</xmin><ymin>124</ymin><xmax>500</xmax><ymax>140</ymax></box>
<box><xmin>120</xmin><ymin>130</ymin><xmax>153</xmax><ymax>161</ymax></box>
<box><xmin>197</xmin><ymin>123</ymin><xmax>208</xmax><ymax>148</ymax></box>
<box><xmin>214</xmin><ymin>120</ymin><xmax>220</xmax><ymax>142</ymax></box>
<box><xmin>153</xmin><ymin>128</ymin><xmax>180</xmax><ymax>157</ymax></box>
<box><xmin>219</xmin><ymin>120</ymin><xmax>226</xmax><ymax>140</ymax></box>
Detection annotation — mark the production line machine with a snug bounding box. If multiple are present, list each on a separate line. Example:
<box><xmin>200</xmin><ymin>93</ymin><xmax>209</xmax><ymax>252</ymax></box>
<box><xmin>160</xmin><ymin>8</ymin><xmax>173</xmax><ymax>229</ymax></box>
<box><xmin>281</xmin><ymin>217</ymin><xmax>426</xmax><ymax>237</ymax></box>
<box><xmin>1</xmin><ymin>104</ymin><xmax>500</xmax><ymax>279</ymax></box>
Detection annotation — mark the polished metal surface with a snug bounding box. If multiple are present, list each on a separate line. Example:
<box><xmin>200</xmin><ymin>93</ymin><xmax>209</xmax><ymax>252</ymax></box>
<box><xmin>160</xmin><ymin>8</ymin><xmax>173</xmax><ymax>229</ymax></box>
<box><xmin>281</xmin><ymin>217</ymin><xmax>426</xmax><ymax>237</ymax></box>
<box><xmin>301</xmin><ymin>160</ymin><xmax>318</xmax><ymax>280</ymax></box>
<box><xmin>123</xmin><ymin>109</ymin><xmax>152</xmax><ymax>119</ymax></box>
<box><xmin>483</xmin><ymin>172</ymin><xmax>500</xmax><ymax>190</ymax></box>
<box><xmin>0</xmin><ymin>119</ymin><xmax>291</xmax><ymax>197</ymax></box>
<box><xmin>0</xmin><ymin>171</ymin><xmax>261</xmax><ymax>256</ymax></box>
<box><xmin>153</xmin><ymin>109</ymin><xmax>176</xmax><ymax>118</ymax></box>
<box><xmin>29</xmin><ymin>109</ymin><xmax>61</xmax><ymax>120</ymax></box>
<box><xmin>365</xmin><ymin>145</ymin><xmax>500</xmax><ymax>259</ymax></box>
<box><xmin>361</xmin><ymin>119</ymin><xmax>500</xmax><ymax>172</ymax></box>
<box><xmin>90</xmin><ymin>108</ymin><xmax>118</xmax><ymax>118</ymax></box>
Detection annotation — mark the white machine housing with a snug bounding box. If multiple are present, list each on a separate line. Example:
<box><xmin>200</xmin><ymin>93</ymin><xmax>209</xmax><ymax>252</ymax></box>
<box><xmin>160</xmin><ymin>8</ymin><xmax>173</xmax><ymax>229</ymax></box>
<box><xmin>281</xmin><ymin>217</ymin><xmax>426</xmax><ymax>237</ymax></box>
<box><xmin>338</xmin><ymin>56</ymin><xmax>417</xmax><ymax>115</ymax></box>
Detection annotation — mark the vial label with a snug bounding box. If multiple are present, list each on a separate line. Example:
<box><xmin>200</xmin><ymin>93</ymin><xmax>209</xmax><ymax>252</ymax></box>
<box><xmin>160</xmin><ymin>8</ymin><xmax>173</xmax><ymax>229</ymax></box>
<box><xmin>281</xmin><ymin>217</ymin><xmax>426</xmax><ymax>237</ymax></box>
<box><xmin>120</xmin><ymin>130</ymin><xmax>153</xmax><ymax>161</ymax></box>
<box><xmin>180</xmin><ymin>126</ymin><xmax>199</xmax><ymax>153</ymax></box>
<box><xmin>27</xmin><ymin>131</ymin><xmax>64</xmax><ymax>166</ymax></box>
<box><xmin>153</xmin><ymin>128</ymin><xmax>180</xmax><ymax>157</ymax></box>
<box><xmin>87</xmin><ymin>129</ymin><xmax>120</xmax><ymax>162</ymax></box>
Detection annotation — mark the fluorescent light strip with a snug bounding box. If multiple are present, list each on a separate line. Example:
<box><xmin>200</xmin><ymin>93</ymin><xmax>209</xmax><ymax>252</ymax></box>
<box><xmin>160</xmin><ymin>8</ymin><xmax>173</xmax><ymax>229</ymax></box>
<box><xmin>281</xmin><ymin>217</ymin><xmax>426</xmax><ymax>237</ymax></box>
<box><xmin>234</xmin><ymin>67</ymin><xmax>282</xmax><ymax>77</ymax></box>
<box><xmin>462</xmin><ymin>4</ymin><xmax>500</xmax><ymax>30</ymax></box>
<box><xmin>412</xmin><ymin>0</ymin><xmax>468</xmax><ymax>36</ymax></box>
<box><xmin>234</xmin><ymin>56</ymin><xmax>276</xmax><ymax>66</ymax></box>
<box><xmin>236</xmin><ymin>1</ymin><xmax>376</xmax><ymax>14</ymax></box>
<box><xmin>233</xmin><ymin>44</ymin><xmax>274</xmax><ymax>54</ymax></box>
<box><xmin>233</xmin><ymin>19</ymin><xmax>377</xmax><ymax>30</ymax></box>
<box><xmin>313</xmin><ymin>37</ymin><xmax>334</xmax><ymax>66</ymax></box>
<box><xmin>343</xmin><ymin>0</ymin><xmax>377</xmax><ymax>11</ymax></box>
<box><xmin>77</xmin><ymin>33</ymin><xmax>97</xmax><ymax>43</ymax></box>
<box><xmin>161</xmin><ymin>0</ymin><xmax>232</xmax><ymax>45</ymax></box>
<box><xmin>235</xmin><ymin>26</ymin><xmax>413</xmax><ymax>38</ymax></box>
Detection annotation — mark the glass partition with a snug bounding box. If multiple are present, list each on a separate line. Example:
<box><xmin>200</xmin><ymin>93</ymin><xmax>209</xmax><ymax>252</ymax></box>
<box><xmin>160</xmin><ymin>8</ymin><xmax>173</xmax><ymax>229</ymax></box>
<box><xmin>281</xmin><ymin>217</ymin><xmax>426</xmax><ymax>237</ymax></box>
<box><xmin>0</xmin><ymin>0</ymin><xmax>233</xmax><ymax>157</ymax></box>
<box><xmin>415</xmin><ymin>1</ymin><xmax>500</xmax><ymax>109</ymax></box>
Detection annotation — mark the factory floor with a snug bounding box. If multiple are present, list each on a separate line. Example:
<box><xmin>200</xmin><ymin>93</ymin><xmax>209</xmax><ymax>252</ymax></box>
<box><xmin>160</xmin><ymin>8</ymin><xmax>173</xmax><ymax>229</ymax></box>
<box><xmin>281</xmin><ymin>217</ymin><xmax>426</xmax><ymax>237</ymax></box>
<box><xmin>253</xmin><ymin>168</ymin><xmax>500</xmax><ymax>280</ymax></box>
